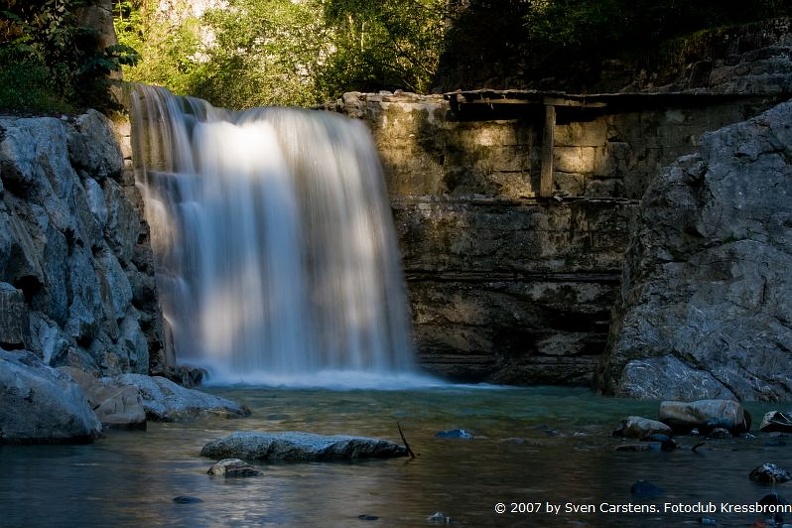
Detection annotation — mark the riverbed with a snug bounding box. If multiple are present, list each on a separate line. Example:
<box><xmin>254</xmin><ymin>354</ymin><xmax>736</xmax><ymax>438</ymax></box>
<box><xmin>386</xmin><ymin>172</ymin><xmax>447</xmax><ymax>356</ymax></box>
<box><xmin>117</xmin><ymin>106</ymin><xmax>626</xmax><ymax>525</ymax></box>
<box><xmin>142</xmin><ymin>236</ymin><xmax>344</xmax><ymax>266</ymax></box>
<box><xmin>1</xmin><ymin>385</ymin><xmax>789</xmax><ymax>527</ymax></box>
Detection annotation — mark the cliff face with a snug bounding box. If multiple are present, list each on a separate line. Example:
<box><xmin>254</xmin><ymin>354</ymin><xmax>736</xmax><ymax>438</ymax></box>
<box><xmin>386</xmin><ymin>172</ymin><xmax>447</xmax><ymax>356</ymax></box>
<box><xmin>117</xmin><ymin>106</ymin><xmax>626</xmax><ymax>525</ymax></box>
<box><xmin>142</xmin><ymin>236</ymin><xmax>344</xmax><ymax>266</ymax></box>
<box><xmin>597</xmin><ymin>101</ymin><xmax>792</xmax><ymax>401</ymax></box>
<box><xmin>0</xmin><ymin>110</ymin><xmax>169</xmax><ymax>377</ymax></box>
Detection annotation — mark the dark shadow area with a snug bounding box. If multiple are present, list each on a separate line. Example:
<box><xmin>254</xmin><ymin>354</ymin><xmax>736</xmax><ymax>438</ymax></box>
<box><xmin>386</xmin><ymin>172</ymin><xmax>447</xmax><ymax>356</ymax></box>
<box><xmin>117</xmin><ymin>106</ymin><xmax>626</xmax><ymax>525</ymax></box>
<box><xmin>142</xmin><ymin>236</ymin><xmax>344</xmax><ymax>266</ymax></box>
<box><xmin>434</xmin><ymin>0</ymin><xmax>792</xmax><ymax>94</ymax></box>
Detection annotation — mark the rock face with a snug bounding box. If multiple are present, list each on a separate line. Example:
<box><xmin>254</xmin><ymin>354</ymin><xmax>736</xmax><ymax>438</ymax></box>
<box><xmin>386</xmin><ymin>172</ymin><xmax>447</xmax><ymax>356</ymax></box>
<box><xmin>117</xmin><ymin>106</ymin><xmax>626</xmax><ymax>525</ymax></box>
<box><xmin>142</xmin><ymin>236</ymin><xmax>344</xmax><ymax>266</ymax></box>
<box><xmin>0</xmin><ymin>350</ymin><xmax>101</xmax><ymax>444</ymax></box>
<box><xmin>0</xmin><ymin>110</ymin><xmax>169</xmax><ymax>377</ymax></box>
<box><xmin>200</xmin><ymin>431</ymin><xmax>408</xmax><ymax>462</ymax></box>
<box><xmin>597</xmin><ymin>101</ymin><xmax>792</xmax><ymax>401</ymax></box>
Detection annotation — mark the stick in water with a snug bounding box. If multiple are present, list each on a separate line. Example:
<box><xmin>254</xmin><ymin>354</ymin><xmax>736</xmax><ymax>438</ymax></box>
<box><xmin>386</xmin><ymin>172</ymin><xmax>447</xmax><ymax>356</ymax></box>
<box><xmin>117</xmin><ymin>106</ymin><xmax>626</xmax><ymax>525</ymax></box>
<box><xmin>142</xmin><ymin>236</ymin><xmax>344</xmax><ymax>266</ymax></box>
<box><xmin>397</xmin><ymin>421</ymin><xmax>416</xmax><ymax>459</ymax></box>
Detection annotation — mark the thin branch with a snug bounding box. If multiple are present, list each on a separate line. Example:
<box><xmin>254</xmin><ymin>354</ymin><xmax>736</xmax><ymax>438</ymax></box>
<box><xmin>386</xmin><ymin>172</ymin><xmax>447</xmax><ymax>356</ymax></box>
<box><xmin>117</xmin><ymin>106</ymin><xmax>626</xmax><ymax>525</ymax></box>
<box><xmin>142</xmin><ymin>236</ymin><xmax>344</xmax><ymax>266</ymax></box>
<box><xmin>397</xmin><ymin>421</ymin><xmax>417</xmax><ymax>459</ymax></box>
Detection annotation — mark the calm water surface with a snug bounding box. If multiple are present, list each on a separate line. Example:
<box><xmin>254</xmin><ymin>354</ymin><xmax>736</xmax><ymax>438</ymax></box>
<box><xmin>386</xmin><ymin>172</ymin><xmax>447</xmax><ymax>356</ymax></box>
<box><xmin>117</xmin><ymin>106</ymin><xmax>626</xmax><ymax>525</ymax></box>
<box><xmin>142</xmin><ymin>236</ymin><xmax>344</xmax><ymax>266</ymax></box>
<box><xmin>1</xmin><ymin>385</ymin><xmax>790</xmax><ymax>527</ymax></box>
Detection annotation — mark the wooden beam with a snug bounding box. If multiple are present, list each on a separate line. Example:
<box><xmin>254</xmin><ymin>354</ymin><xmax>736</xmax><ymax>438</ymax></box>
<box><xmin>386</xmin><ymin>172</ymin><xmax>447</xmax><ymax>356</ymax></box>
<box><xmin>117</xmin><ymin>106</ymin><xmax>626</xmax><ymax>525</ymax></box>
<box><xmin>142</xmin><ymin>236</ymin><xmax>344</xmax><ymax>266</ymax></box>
<box><xmin>540</xmin><ymin>104</ymin><xmax>556</xmax><ymax>198</ymax></box>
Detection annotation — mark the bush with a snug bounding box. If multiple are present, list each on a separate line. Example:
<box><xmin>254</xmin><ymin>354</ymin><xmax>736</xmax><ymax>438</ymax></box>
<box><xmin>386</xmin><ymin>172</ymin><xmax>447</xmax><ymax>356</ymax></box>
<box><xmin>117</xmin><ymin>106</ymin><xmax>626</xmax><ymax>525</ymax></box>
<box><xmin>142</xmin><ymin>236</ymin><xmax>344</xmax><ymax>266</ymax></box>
<box><xmin>0</xmin><ymin>52</ymin><xmax>74</xmax><ymax>114</ymax></box>
<box><xmin>0</xmin><ymin>0</ymin><xmax>138</xmax><ymax>113</ymax></box>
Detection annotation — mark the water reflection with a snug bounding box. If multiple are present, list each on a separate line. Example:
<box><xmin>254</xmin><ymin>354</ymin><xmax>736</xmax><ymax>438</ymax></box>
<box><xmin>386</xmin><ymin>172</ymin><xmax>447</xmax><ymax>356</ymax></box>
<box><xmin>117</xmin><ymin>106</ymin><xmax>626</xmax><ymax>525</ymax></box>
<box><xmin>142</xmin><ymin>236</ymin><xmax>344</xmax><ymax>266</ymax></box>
<box><xmin>1</xmin><ymin>386</ymin><xmax>789</xmax><ymax>527</ymax></box>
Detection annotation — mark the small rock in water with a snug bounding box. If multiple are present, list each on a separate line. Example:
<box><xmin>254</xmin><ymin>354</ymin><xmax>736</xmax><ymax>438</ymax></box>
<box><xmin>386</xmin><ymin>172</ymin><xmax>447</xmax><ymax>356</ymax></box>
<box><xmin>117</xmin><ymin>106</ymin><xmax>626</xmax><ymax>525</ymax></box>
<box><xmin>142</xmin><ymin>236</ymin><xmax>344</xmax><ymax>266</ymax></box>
<box><xmin>435</xmin><ymin>429</ymin><xmax>473</xmax><ymax>439</ymax></box>
<box><xmin>613</xmin><ymin>416</ymin><xmax>673</xmax><ymax>439</ymax></box>
<box><xmin>173</xmin><ymin>496</ymin><xmax>203</xmax><ymax>504</ymax></box>
<box><xmin>427</xmin><ymin>511</ymin><xmax>451</xmax><ymax>523</ymax></box>
<box><xmin>643</xmin><ymin>433</ymin><xmax>677</xmax><ymax>451</ymax></box>
<box><xmin>758</xmin><ymin>492</ymin><xmax>788</xmax><ymax>506</ymax></box>
<box><xmin>630</xmin><ymin>480</ymin><xmax>663</xmax><ymax>498</ymax></box>
<box><xmin>760</xmin><ymin>411</ymin><xmax>792</xmax><ymax>433</ymax></box>
<box><xmin>357</xmin><ymin>514</ymin><xmax>379</xmax><ymax>521</ymax></box>
<box><xmin>749</xmin><ymin>463</ymin><xmax>792</xmax><ymax>484</ymax></box>
<box><xmin>207</xmin><ymin>458</ymin><xmax>262</xmax><ymax>477</ymax></box>
<box><xmin>706</xmin><ymin>427</ymin><xmax>732</xmax><ymax>439</ymax></box>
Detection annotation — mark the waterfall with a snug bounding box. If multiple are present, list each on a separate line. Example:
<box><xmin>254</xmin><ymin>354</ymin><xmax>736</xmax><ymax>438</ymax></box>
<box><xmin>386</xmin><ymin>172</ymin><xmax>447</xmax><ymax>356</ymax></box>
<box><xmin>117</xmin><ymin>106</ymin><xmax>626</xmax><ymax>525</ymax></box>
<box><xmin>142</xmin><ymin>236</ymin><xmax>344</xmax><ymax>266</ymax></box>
<box><xmin>128</xmin><ymin>85</ymin><xmax>420</xmax><ymax>386</ymax></box>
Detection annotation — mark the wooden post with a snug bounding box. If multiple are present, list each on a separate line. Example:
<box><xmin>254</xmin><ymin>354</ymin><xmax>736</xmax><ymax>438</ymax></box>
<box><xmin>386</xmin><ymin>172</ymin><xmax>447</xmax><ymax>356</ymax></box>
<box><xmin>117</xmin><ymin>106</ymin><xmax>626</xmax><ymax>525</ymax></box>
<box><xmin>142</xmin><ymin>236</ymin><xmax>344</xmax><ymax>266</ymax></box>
<box><xmin>540</xmin><ymin>104</ymin><xmax>556</xmax><ymax>198</ymax></box>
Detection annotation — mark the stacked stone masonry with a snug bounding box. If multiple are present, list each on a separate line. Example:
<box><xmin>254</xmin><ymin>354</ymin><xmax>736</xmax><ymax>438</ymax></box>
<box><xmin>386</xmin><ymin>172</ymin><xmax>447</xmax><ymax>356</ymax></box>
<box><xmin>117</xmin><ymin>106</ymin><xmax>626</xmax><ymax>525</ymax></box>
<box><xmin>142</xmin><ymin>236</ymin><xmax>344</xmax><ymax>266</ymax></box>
<box><xmin>334</xmin><ymin>90</ymin><xmax>783</xmax><ymax>384</ymax></box>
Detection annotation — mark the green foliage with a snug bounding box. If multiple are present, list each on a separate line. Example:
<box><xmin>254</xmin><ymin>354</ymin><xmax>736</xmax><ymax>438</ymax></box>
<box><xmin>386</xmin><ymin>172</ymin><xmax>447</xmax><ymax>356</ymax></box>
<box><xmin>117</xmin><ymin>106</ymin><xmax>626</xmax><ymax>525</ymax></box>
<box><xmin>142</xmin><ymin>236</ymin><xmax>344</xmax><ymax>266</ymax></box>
<box><xmin>115</xmin><ymin>0</ymin><xmax>448</xmax><ymax>108</ymax></box>
<box><xmin>319</xmin><ymin>0</ymin><xmax>446</xmax><ymax>94</ymax></box>
<box><xmin>114</xmin><ymin>0</ymin><xmax>203</xmax><ymax>96</ymax></box>
<box><xmin>194</xmin><ymin>0</ymin><xmax>327</xmax><ymax>108</ymax></box>
<box><xmin>115</xmin><ymin>0</ymin><xmax>792</xmax><ymax>109</ymax></box>
<box><xmin>0</xmin><ymin>0</ymin><xmax>138</xmax><ymax>113</ymax></box>
<box><xmin>0</xmin><ymin>51</ymin><xmax>75</xmax><ymax>114</ymax></box>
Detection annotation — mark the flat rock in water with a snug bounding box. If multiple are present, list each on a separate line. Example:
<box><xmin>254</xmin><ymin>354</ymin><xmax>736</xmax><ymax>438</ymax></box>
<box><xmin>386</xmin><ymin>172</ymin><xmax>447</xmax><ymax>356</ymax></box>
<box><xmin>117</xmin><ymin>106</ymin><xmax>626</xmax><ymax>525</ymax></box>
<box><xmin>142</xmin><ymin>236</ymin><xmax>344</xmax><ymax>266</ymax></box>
<box><xmin>207</xmin><ymin>458</ymin><xmax>262</xmax><ymax>477</ymax></box>
<box><xmin>108</xmin><ymin>374</ymin><xmax>250</xmax><ymax>422</ymax></box>
<box><xmin>613</xmin><ymin>416</ymin><xmax>673</xmax><ymax>439</ymax></box>
<box><xmin>200</xmin><ymin>431</ymin><xmax>408</xmax><ymax>462</ymax></box>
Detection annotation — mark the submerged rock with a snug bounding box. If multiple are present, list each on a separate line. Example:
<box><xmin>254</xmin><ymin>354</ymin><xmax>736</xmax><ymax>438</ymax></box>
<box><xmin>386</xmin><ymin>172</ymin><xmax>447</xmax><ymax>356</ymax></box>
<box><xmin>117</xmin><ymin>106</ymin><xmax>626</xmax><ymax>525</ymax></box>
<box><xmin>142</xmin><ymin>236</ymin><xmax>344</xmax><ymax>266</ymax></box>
<box><xmin>200</xmin><ymin>431</ymin><xmax>408</xmax><ymax>462</ymax></box>
<box><xmin>172</xmin><ymin>496</ymin><xmax>202</xmax><ymax>504</ymax></box>
<box><xmin>427</xmin><ymin>512</ymin><xmax>453</xmax><ymax>523</ymax></box>
<box><xmin>435</xmin><ymin>429</ymin><xmax>474</xmax><ymax>439</ymax></box>
<box><xmin>630</xmin><ymin>480</ymin><xmax>663</xmax><ymax>498</ymax></box>
<box><xmin>207</xmin><ymin>458</ymin><xmax>262</xmax><ymax>477</ymax></box>
<box><xmin>0</xmin><ymin>350</ymin><xmax>101</xmax><ymax>444</ymax></box>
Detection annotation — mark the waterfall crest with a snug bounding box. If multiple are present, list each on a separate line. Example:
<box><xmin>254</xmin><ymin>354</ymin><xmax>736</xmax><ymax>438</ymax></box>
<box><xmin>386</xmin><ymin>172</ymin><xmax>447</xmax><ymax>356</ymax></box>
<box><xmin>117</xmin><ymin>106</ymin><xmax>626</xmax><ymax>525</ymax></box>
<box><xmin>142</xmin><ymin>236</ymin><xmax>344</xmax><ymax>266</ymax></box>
<box><xmin>129</xmin><ymin>85</ymin><xmax>418</xmax><ymax>386</ymax></box>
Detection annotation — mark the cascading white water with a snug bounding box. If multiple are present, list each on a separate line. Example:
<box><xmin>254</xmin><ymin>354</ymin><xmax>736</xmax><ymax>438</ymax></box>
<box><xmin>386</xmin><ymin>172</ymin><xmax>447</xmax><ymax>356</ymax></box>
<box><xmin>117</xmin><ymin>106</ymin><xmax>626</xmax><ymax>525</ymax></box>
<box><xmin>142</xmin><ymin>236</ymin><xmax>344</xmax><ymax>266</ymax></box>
<box><xmin>129</xmin><ymin>85</ymin><xmax>421</xmax><ymax>386</ymax></box>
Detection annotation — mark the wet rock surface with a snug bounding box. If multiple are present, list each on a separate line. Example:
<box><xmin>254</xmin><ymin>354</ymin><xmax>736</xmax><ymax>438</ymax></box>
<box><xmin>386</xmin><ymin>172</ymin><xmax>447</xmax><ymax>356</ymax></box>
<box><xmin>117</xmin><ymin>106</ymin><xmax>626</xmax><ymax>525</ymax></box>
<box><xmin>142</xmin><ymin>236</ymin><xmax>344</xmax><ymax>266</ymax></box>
<box><xmin>200</xmin><ymin>431</ymin><xmax>408</xmax><ymax>462</ymax></box>
<box><xmin>749</xmin><ymin>463</ymin><xmax>792</xmax><ymax>484</ymax></box>
<box><xmin>110</xmin><ymin>373</ymin><xmax>250</xmax><ymax>422</ymax></box>
<box><xmin>207</xmin><ymin>458</ymin><xmax>263</xmax><ymax>477</ymax></box>
<box><xmin>658</xmin><ymin>400</ymin><xmax>751</xmax><ymax>435</ymax></box>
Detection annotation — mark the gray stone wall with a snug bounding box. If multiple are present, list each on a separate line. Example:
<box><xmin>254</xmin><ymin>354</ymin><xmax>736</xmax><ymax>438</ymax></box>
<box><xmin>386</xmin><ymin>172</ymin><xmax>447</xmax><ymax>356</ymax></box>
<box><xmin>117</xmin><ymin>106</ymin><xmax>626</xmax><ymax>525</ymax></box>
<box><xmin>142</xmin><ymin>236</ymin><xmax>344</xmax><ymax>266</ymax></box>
<box><xmin>334</xmin><ymin>90</ymin><xmax>781</xmax><ymax>384</ymax></box>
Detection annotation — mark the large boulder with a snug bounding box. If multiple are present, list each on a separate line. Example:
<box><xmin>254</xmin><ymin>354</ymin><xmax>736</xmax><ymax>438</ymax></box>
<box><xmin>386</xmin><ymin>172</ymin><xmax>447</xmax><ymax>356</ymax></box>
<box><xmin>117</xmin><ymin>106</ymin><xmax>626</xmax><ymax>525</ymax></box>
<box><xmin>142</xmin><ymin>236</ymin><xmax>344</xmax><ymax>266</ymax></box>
<box><xmin>200</xmin><ymin>431</ymin><xmax>408</xmax><ymax>462</ymax></box>
<box><xmin>598</xmin><ymin>100</ymin><xmax>792</xmax><ymax>401</ymax></box>
<box><xmin>658</xmin><ymin>399</ymin><xmax>750</xmax><ymax>435</ymax></box>
<box><xmin>0</xmin><ymin>350</ymin><xmax>101</xmax><ymax>444</ymax></box>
